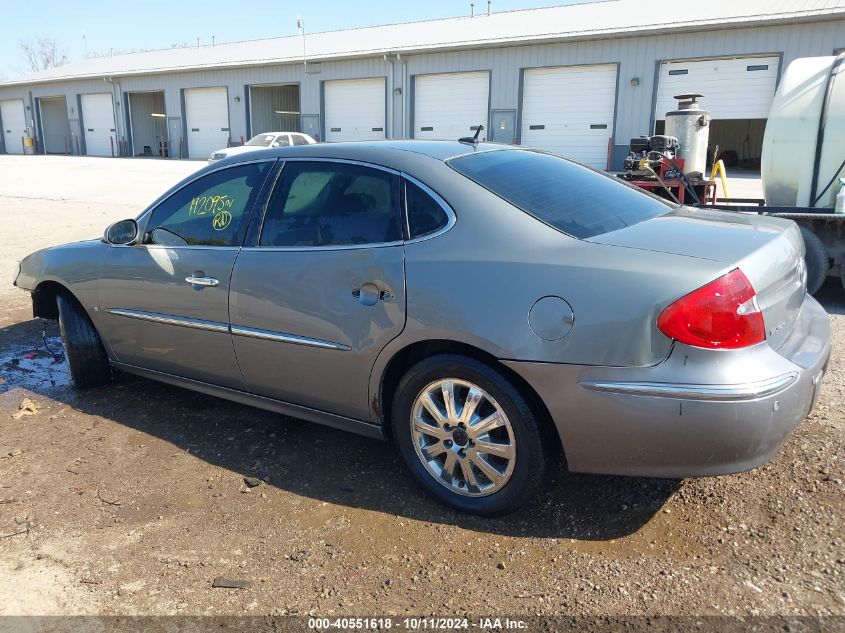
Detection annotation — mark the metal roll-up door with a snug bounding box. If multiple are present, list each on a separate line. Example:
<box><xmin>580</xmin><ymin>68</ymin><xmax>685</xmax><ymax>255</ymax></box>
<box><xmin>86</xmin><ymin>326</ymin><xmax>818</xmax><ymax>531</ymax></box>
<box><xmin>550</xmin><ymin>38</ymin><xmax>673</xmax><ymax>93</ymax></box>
<box><xmin>324</xmin><ymin>78</ymin><xmax>386</xmax><ymax>142</ymax></box>
<box><xmin>184</xmin><ymin>87</ymin><xmax>230</xmax><ymax>158</ymax></box>
<box><xmin>655</xmin><ymin>56</ymin><xmax>780</xmax><ymax>120</ymax></box>
<box><xmin>81</xmin><ymin>93</ymin><xmax>117</xmax><ymax>157</ymax></box>
<box><xmin>0</xmin><ymin>99</ymin><xmax>27</xmax><ymax>154</ymax></box>
<box><xmin>414</xmin><ymin>71</ymin><xmax>489</xmax><ymax>141</ymax></box>
<box><xmin>520</xmin><ymin>64</ymin><xmax>618</xmax><ymax>169</ymax></box>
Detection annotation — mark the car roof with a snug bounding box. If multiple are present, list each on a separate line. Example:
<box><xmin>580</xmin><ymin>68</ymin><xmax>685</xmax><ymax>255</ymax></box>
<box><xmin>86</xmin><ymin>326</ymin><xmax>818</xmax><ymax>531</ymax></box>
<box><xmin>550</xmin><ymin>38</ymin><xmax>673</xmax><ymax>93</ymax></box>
<box><xmin>221</xmin><ymin>140</ymin><xmax>513</xmax><ymax>167</ymax></box>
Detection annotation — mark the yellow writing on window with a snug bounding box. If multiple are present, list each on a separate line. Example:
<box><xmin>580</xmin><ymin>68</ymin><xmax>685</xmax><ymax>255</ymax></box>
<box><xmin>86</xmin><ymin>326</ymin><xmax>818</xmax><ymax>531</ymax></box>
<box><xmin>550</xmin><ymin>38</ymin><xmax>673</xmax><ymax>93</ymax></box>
<box><xmin>212</xmin><ymin>210</ymin><xmax>233</xmax><ymax>231</ymax></box>
<box><xmin>189</xmin><ymin>194</ymin><xmax>235</xmax><ymax>217</ymax></box>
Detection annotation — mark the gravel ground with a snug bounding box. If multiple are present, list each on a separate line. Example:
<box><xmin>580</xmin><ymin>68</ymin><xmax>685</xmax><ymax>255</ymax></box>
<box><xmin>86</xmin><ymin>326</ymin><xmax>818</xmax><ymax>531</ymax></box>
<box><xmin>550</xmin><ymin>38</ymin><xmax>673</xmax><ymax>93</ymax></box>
<box><xmin>0</xmin><ymin>156</ymin><xmax>842</xmax><ymax>621</ymax></box>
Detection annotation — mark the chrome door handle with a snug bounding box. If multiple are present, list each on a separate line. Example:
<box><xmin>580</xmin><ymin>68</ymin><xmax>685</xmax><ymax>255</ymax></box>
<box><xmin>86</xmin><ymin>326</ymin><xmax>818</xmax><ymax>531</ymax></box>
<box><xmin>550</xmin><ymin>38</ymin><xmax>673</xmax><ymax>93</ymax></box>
<box><xmin>185</xmin><ymin>275</ymin><xmax>219</xmax><ymax>287</ymax></box>
<box><xmin>352</xmin><ymin>283</ymin><xmax>392</xmax><ymax>306</ymax></box>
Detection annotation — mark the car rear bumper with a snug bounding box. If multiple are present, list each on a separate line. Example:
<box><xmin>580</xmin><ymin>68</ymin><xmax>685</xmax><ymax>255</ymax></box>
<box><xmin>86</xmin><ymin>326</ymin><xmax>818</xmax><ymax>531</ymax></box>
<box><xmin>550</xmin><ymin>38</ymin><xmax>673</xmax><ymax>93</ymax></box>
<box><xmin>503</xmin><ymin>294</ymin><xmax>831</xmax><ymax>478</ymax></box>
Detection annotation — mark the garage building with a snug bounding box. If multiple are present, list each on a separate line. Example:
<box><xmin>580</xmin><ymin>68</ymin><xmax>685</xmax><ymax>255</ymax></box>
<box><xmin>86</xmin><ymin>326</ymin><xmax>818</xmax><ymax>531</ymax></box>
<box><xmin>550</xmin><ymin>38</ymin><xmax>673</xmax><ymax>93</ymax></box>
<box><xmin>0</xmin><ymin>0</ymin><xmax>842</xmax><ymax>168</ymax></box>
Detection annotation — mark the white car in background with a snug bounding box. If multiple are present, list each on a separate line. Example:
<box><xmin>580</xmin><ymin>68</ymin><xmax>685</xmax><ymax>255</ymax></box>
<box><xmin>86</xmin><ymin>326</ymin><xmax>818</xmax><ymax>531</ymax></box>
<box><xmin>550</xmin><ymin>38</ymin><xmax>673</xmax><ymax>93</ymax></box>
<box><xmin>208</xmin><ymin>132</ymin><xmax>316</xmax><ymax>161</ymax></box>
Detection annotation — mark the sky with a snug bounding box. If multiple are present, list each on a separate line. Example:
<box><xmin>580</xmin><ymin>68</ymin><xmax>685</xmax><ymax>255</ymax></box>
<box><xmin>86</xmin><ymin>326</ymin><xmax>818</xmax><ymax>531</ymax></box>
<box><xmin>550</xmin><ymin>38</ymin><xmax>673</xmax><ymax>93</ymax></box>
<box><xmin>0</xmin><ymin>0</ymin><xmax>583</xmax><ymax>79</ymax></box>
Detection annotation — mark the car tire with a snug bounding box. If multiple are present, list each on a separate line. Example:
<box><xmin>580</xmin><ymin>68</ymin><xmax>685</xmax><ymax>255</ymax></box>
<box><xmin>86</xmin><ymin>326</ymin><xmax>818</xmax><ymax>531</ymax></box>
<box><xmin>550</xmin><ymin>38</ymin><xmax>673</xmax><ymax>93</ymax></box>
<box><xmin>800</xmin><ymin>226</ymin><xmax>828</xmax><ymax>295</ymax></box>
<box><xmin>56</xmin><ymin>291</ymin><xmax>111</xmax><ymax>389</ymax></box>
<box><xmin>391</xmin><ymin>354</ymin><xmax>556</xmax><ymax>516</ymax></box>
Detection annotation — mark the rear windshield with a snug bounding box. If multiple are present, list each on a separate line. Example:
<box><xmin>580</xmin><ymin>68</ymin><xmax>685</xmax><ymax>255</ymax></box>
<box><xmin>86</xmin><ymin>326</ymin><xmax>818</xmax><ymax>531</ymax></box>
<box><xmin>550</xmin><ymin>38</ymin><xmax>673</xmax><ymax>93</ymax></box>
<box><xmin>448</xmin><ymin>150</ymin><xmax>672</xmax><ymax>239</ymax></box>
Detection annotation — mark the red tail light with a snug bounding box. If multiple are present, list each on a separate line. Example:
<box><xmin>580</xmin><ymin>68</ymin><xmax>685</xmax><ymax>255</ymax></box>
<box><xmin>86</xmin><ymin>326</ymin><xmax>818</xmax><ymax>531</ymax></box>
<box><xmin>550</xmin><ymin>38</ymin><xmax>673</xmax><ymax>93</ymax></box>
<box><xmin>657</xmin><ymin>269</ymin><xmax>765</xmax><ymax>350</ymax></box>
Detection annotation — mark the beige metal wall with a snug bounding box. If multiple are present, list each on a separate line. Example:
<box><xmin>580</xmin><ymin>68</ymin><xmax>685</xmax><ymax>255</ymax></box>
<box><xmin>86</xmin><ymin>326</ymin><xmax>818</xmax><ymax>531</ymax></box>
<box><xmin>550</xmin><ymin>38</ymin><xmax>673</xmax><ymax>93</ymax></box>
<box><xmin>0</xmin><ymin>18</ymin><xmax>842</xmax><ymax>164</ymax></box>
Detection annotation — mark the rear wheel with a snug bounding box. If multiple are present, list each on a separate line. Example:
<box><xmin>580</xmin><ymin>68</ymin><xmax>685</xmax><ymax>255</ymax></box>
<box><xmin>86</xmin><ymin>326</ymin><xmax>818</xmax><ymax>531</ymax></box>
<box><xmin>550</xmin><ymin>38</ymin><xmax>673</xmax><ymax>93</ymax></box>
<box><xmin>391</xmin><ymin>354</ymin><xmax>555</xmax><ymax>516</ymax></box>
<box><xmin>56</xmin><ymin>291</ymin><xmax>111</xmax><ymax>388</ymax></box>
<box><xmin>800</xmin><ymin>226</ymin><xmax>828</xmax><ymax>295</ymax></box>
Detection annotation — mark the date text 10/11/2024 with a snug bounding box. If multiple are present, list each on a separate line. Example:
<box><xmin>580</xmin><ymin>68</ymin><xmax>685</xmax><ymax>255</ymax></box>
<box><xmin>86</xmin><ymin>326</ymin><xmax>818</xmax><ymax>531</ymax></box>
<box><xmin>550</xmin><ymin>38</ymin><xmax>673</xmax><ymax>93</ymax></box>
<box><xmin>307</xmin><ymin>617</ymin><xmax>528</xmax><ymax>630</ymax></box>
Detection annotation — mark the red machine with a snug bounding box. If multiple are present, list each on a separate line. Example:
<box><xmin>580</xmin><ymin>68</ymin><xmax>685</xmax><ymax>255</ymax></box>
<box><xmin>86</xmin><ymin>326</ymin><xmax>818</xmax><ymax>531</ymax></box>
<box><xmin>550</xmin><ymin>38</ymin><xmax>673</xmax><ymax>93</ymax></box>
<box><xmin>617</xmin><ymin>134</ymin><xmax>717</xmax><ymax>205</ymax></box>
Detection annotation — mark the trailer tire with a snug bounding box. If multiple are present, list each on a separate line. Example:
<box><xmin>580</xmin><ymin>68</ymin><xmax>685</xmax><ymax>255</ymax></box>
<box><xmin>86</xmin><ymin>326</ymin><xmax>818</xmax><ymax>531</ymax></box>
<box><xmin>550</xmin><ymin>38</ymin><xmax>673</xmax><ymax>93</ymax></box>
<box><xmin>800</xmin><ymin>227</ymin><xmax>828</xmax><ymax>295</ymax></box>
<box><xmin>841</xmin><ymin>258</ymin><xmax>845</xmax><ymax>294</ymax></box>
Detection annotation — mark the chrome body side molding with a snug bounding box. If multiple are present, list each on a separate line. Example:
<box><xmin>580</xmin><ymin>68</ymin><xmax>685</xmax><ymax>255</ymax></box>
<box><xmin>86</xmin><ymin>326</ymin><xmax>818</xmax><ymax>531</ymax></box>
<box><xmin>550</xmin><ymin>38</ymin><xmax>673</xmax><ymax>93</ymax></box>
<box><xmin>230</xmin><ymin>325</ymin><xmax>352</xmax><ymax>351</ymax></box>
<box><xmin>104</xmin><ymin>308</ymin><xmax>229</xmax><ymax>334</ymax></box>
<box><xmin>106</xmin><ymin>308</ymin><xmax>351</xmax><ymax>351</ymax></box>
<box><xmin>579</xmin><ymin>373</ymin><xmax>799</xmax><ymax>401</ymax></box>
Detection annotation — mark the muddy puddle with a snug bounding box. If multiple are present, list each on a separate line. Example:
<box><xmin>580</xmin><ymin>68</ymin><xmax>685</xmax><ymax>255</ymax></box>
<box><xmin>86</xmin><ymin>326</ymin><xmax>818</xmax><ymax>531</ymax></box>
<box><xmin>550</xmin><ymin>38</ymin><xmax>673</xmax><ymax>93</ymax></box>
<box><xmin>0</xmin><ymin>335</ymin><xmax>69</xmax><ymax>391</ymax></box>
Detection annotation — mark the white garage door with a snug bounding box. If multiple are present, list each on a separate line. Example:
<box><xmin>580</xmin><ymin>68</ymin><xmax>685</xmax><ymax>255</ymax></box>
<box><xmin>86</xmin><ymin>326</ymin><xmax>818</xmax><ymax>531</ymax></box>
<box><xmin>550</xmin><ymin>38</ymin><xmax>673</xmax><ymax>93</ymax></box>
<box><xmin>185</xmin><ymin>87</ymin><xmax>230</xmax><ymax>159</ymax></box>
<box><xmin>81</xmin><ymin>93</ymin><xmax>117</xmax><ymax>157</ymax></box>
<box><xmin>520</xmin><ymin>64</ymin><xmax>618</xmax><ymax>169</ymax></box>
<box><xmin>655</xmin><ymin>56</ymin><xmax>780</xmax><ymax>120</ymax></box>
<box><xmin>414</xmin><ymin>71</ymin><xmax>489</xmax><ymax>141</ymax></box>
<box><xmin>324</xmin><ymin>78</ymin><xmax>385</xmax><ymax>142</ymax></box>
<box><xmin>1</xmin><ymin>99</ymin><xmax>27</xmax><ymax>154</ymax></box>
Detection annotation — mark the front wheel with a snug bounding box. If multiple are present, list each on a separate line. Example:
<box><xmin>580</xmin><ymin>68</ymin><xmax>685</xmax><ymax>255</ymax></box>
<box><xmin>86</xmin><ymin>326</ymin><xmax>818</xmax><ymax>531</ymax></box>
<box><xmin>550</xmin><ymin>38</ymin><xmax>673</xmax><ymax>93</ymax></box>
<box><xmin>56</xmin><ymin>291</ymin><xmax>111</xmax><ymax>388</ymax></box>
<box><xmin>391</xmin><ymin>355</ymin><xmax>556</xmax><ymax>516</ymax></box>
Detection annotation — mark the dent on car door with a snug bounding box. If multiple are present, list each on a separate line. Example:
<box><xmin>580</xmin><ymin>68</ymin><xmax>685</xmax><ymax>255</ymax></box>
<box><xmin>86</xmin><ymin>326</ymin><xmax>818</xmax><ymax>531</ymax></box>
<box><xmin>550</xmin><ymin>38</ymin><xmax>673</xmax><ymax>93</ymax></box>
<box><xmin>97</xmin><ymin>160</ymin><xmax>274</xmax><ymax>388</ymax></box>
<box><xmin>229</xmin><ymin>160</ymin><xmax>407</xmax><ymax>421</ymax></box>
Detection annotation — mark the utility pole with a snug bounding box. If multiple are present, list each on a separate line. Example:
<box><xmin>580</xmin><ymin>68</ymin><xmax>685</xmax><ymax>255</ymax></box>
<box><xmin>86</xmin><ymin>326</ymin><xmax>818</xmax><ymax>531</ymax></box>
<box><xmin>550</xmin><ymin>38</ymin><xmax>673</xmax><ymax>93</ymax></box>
<box><xmin>297</xmin><ymin>16</ymin><xmax>306</xmax><ymax>72</ymax></box>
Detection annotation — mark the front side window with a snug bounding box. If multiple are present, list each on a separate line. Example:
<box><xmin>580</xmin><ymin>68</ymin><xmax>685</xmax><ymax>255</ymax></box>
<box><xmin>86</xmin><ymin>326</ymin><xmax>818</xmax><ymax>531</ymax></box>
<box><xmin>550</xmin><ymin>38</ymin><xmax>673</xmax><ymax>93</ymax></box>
<box><xmin>259</xmin><ymin>161</ymin><xmax>401</xmax><ymax>247</ymax></box>
<box><xmin>449</xmin><ymin>150</ymin><xmax>672</xmax><ymax>239</ymax></box>
<box><xmin>145</xmin><ymin>162</ymin><xmax>272</xmax><ymax>247</ymax></box>
<box><xmin>274</xmin><ymin>135</ymin><xmax>291</xmax><ymax>147</ymax></box>
<box><xmin>406</xmin><ymin>180</ymin><xmax>450</xmax><ymax>239</ymax></box>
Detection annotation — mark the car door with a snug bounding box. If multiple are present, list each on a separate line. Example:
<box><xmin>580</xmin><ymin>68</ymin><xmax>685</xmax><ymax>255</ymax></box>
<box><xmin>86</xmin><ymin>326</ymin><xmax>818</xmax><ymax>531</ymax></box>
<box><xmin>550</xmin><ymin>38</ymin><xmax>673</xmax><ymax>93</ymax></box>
<box><xmin>97</xmin><ymin>160</ymin><xmax>275</xmax><ymax>388</ymax></box>
<box><xmin>229</xmin><ymin>159</ymin><xmax>406</xmax><ymax>421</ymax></box>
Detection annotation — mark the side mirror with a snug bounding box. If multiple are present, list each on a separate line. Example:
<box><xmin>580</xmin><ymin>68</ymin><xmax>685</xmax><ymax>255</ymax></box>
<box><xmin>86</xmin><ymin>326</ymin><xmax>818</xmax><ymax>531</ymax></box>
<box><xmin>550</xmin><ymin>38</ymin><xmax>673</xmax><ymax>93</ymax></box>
<box><xmin>271</xmin><ymin>142</ymin><xmax>280</xmax><ymax>147</ymax></box>
<box><xmin>104</xmin><ymin>219</ymin><xmax>138</xmax><ymax>245</ymax></box>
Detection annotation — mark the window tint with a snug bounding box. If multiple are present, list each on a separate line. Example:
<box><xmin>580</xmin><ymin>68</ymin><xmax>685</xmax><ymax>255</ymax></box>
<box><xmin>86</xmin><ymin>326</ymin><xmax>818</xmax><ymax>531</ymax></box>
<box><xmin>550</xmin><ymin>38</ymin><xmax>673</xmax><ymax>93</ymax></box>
<box><xmin>292</xmin><ymin>134</ymin><xmax>309</xmax><ymax>146</ymax></box>
<box><xmin>146</xmin><ymin>162</ymin><xmax>271</xmax><ymax>247</ymax></box>
<box><xmin>406</xmin><ymin>180</ymin><xmax>449</xmax><ymax>238</ymax></box>
<box><xmin>274</xmin><ymin>135</ymin><xmax>291</xmax><ymax>147</ymax></box>
<box><xmin>449</xmin><ymin>150</ymin><xmax>671</xmax><ymax>239</ymax></box>
<box><xmin>259</xmin><ymin>162</ymin><xmax>401</xmax><ymax>247</ymax></box>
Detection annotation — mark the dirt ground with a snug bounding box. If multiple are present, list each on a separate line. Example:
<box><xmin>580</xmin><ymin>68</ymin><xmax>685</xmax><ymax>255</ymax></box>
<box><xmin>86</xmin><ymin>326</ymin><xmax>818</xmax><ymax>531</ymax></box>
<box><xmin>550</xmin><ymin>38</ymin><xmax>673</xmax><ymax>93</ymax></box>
<box><xmin>0</xmin><ymin>156</ymin><xmax>843</xmax><ymax>622</ymax></box>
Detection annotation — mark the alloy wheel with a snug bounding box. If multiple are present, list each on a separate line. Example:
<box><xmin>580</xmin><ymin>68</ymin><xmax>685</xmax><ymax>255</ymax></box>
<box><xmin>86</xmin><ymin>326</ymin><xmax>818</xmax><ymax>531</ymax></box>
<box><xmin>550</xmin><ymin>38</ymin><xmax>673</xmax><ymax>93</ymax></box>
<box><xmin>410</xmin><ymin>378</ymin><xmax>516</xmax><ymax>497</ymax></box>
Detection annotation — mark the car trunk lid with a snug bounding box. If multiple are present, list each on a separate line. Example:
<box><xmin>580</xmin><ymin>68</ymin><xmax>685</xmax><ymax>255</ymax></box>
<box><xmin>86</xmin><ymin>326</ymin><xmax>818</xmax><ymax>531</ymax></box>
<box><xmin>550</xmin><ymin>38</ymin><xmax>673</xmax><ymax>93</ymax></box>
<box><xmin>587</xmin><ymin>207</ymin><xmax>807</xmax><ymax>350</ymax></box>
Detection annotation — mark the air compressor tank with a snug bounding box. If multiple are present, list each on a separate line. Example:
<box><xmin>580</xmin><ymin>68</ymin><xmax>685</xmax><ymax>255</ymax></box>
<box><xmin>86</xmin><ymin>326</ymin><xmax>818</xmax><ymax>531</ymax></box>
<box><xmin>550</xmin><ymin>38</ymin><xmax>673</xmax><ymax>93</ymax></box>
<box><xmin>762</xmin><ymin>55</ymin><xmax>844</xmax><ymax>208</ymax></box>
<box><xmin>664</xmin><ymin>93</ymin><xmax>711</xmax><ymax>178</ymax></box>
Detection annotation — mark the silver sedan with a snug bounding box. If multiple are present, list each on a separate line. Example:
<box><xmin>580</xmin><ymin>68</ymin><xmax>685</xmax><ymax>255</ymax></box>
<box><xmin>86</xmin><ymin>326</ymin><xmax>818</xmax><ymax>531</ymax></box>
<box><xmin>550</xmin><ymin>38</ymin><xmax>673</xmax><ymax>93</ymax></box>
<box><xmin>14</xmin><ymin>141</ymin><xmax>831</xmax><ymax>515</ymax></box>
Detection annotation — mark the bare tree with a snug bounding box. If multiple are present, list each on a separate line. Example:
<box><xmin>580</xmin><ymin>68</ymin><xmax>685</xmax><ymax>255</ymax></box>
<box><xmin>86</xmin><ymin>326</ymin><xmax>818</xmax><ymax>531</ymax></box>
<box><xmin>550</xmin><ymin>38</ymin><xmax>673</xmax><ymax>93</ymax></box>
<box><xmin>19</xmin><ymin>38</ymin><xmax>67</xmax><ymax>72</ymax></box>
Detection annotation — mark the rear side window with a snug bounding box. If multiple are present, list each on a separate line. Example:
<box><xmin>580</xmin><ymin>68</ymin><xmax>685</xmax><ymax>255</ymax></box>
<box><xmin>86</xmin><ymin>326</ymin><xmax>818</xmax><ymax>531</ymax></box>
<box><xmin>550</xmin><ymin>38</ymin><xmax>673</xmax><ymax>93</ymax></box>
<box><xmin>292</xmin><ymin>134</ymin><xmax>309</xmax><ymax>146</ymax></box>
<box><xmin>406</xmin><ymin>180</ymin><xmax>449</xmax><ymax>239</ymax></box>
<box><xmin>259</xmin><ymin>161</ymin><xmax>401</xmax><ymax>247</ymax></box>
<box><xmin>448</xmin><ymin>150</ymin><xmax>671</xmax><ymax>239</ymax></box>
